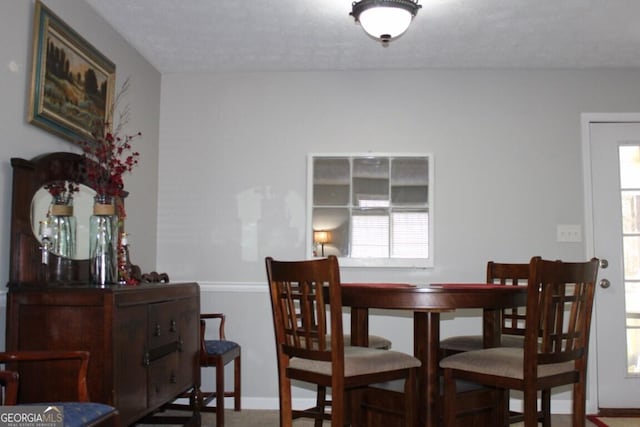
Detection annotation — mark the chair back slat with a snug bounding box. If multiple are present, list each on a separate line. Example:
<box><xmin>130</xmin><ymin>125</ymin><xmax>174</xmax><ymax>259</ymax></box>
<box><xmin>266</xmin><ymin>257</ymin><xmax>343</xmax><ymax>364</ymax></box>
<box><xmin>487</xmin><ymin>261</ymin><xmax>529</xmax><ymax>336</ymax></box>
<box><xmin>280</xmin><ymin>280</ymin><xmax>327</xmax><ymax>352</ymax></box>
<box><xmin>525</xmin><ymin>257</ymin><xmax>599</xmax><ymax>368</ymax></box>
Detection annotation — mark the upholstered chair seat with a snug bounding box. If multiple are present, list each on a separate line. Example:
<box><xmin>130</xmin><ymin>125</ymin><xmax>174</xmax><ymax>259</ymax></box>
<box><xmin>26</xmin><ymin>402</ymin><xmax>118</xmax><ymax>427</ymax></box>
<box><xmin>289</xmin><ymin>346</ymin><xmax>419</xmax><ymax>376</ymax></box>
<box><xmin>0</xmin><ymin>351</ymin><xmax>119</xmax><ymax>427</ymax></box>
<box><xmin>440</xmin><ymin>334</ymin><xmax>524</xmax><ymax>353</ymax></box>
<box><xmin>345</xmin><ymin>334</ymin><xmax>391</xmax><ymax>349</ymax></box>
<box><xmin>440</xmin><ymin>347</ymin><xmax>574</xmax><ymax>380</ymax></box>
<box><xmin>203</xmin><ymin>338</ymin><xmax>241</xmax><ymax>357</ymax></box>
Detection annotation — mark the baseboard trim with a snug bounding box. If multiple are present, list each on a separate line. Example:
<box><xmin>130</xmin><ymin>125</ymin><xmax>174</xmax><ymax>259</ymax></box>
<box><xmin>217</xmin><ymin>396</ymin><xmax>594</xmax><ymax>414</ymax></box>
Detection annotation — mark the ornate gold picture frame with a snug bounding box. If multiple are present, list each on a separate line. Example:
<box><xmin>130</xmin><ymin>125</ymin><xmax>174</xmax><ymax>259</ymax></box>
<box><xmin>28</xmin><ymin>0</ymin><xmax>115</xmax><ymax>143</ymax></box>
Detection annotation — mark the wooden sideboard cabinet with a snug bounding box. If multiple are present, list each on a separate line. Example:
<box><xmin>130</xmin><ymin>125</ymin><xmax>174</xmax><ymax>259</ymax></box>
<box><xmin>5</xmin><ymin>282</ymin><xmax>201</xmax><ymax>426</ymax></box>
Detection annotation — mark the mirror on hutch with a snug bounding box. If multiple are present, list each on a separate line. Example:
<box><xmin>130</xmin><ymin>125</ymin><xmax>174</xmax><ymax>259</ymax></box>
<box><xmin>8</xmin><ymin>151</ymin><xmax>118</xmax><ymax>285</ymax></box>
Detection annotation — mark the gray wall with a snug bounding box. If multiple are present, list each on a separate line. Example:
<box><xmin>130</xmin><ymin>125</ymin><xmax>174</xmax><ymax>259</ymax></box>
<box><xmin>158</xmin><ymin>69</ymin><xmax>640</xmax><ymax>410</ymax></box>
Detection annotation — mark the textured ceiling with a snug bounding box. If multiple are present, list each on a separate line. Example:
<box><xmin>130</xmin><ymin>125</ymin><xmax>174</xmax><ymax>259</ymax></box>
<box><xmin>85</xmin><ymin>0</ymin><xmax>640</xmax><ymax>73</ymax></box>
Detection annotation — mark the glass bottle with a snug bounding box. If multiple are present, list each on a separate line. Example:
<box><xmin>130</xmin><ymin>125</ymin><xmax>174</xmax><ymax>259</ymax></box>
<box><xmin>38</xmin><ymin>220</ymin><xmax>52</xmax><ymax>265</ymax></box>
<box><xmin>118</xmin><ymin>232</ymin><xmax>133</xmax><ymax>285</ymax></box>
<box><xmin>49</xmin><ymin>192</ymin><xmax>77</xmax><ymax>259</ymax></box>
<box><xmin>89</xmin><ymin>194</ymin><xmax>118</xmax><ymax>285</ymax></box>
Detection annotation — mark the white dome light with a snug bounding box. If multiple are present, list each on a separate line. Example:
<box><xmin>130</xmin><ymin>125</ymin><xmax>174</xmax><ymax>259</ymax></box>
<box><xmin>351</xmin><ymin>0</ymin><xmax>421</xmax><ymax>44</ymax></box>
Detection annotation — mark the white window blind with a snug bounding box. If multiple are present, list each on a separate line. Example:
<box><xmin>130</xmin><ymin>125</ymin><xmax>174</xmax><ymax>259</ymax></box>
<box><xmin>351</xmin><ymin>213</ymin><xmax>389</xmax><ymax>257</ymax></box>
<box><xmin>391</xmin><ymin>211</ymin><xmax>428</xmax><ymax>258</ymax></box>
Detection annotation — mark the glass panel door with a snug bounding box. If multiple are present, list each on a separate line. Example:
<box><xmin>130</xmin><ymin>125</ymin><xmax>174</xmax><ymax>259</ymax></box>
<box><xmin>619</xmin><ymin>145</ymin><xmax>640</xmax><ymax>375</ymax></box>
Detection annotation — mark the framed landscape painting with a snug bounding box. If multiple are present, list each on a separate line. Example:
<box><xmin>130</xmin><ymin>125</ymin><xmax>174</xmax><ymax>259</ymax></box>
<box><xmin>28</xmin><ymin>0</ymin><xmax>115</xmax><ymax>143</ymax></box>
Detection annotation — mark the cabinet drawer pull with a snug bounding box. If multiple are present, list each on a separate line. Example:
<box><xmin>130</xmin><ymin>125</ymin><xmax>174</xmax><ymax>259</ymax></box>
<box><xmin>170</xmin><ymin>319</ymin><xmax>177</xmax><ymax>332</ymax></box>
<box><xmin>170</xmin><ymin>372</ymin><xmax>177</xmax><ymax>384</ymax></box>
<box><xmin>143</xmin><ymin>352</ymin><xmax>150</xmax><ymax>367</ymax></box>
<box><xmin>155</xmin><ymin>323</ymin><xmax>161</xmax><ymax>336</ymax></box>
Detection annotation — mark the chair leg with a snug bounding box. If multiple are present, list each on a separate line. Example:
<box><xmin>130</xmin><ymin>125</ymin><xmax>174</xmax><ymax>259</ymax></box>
<box><xmin>541</xmin><ymin>388</ymin><xmax>551</xmax><ymax>427</ymax></box>
<box><xmin>216</xmin><ymin>362</ymin><xmax>225</xmax><ymax>427</ymax></box>
<box><xmin>403</xmin><ymin>370</ymin><xmax>417</xmax><ymax>427</ymax></box>
<box><xmin>523</xmin><ymin>389</ymin><xmax>538</xmax><ymax>427</ymax></box>
<box><xmin>234</xmin><ymin>355</ymin><xmax>241</xmax><ymax>411</ymax></box>
<box><xmin>315</xmin><ymin>386</ymin><xmax>326</xmax><ymax>427</ymax></box>
<box><xmin>348</xmin><ymin>388</ymin><xmax>362</xmax><ymax>427</ymax></box>
<box><xmin>495</xmin><ymin>387</ymin><xmax>508</xmax><ymax>427</ymax></box>
<box><xmin>330</xmin><ymin>387</ymin><xmax>345</xmax><ymax>427</ymax></box>
<box><xmin>572</xmin><ymin>381</ymin><xmax>586</xmax><ymax>427</ymax></box>
<box><xmin>279</xmin><ymin>376</ymin><xmax>293</xmax><ymax>427</ymax></box>
<box><xmin>442</xmin><ymin>369</ymin><xmax>457</xmax><ymax>427</ymax></box>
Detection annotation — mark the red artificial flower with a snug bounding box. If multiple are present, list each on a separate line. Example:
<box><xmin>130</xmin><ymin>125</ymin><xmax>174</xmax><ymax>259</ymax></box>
<box><xmin>80</xmin><ymin>121</ymin><xmax>141</xmax><ymax>219</ymax></box>
<box><xmin>45</xmin><ymin>180</ymin><xmax>79</xmax><ymax>199</ymax></box>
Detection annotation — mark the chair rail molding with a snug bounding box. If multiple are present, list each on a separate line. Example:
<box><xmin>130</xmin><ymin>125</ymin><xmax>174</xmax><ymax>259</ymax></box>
<box><xmin>198</xmin><ymin>281</ymin><xmax>267</xmax><ymax>293</ymax></box>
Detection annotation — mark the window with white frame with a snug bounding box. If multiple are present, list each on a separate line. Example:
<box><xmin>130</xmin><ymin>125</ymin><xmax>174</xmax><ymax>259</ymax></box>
<box><xmin>308</xmin><ymin>154</ymin><xmax>433</xmax><ymax>268</ymax></box>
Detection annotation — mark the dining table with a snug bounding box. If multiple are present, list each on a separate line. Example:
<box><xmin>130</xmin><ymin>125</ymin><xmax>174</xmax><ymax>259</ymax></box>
<box><xmin>340</xmin><ymin>282</ymin><xmax>528</xmax><ymax>427</ymax></box>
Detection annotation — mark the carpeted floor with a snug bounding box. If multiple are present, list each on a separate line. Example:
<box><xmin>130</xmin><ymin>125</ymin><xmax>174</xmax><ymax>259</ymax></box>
<box><xmin>141</xmin><ymin>410</ymin><xmax>622</xmax><ymax>426</ymax></box>
<box><xmin>137</xmin><ymin>409</ymin><xmax>316</xmax><ymax>426</ymax></box>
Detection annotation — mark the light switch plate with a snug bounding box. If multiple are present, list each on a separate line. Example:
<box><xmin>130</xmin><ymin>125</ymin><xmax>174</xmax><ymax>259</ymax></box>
<box><xmin>557</xmin><ymin>224</ymin><xmax>582</xmax><ymax>242</ymax></box>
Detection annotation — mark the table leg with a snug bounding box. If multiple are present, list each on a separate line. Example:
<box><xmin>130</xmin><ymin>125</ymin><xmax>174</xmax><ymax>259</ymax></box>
<box><xmin>483</xmin><ymin>307</ymin><xmax>501</xmax><ymax>348</ymax></box>
<box><xmin>350</xmin><ymin>307</ymin><xmax>369</xmax><ymax>347</ymax></box>
<box><xmin>414</xmin><ymin>311</ymin><xmax>440</xmax><ymax>427</ymax></box>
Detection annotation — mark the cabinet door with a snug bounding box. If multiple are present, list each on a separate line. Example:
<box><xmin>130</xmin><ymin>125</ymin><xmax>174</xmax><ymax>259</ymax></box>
<box><xmin>148</xmin><ymin>352</ymin><xmax>180</xmax><ymax>408</ymax></box>
<box><xmin>147</xmin><ymin>297</ymin><xmax>200</xmax><ymax>404</ymax></box>
<box><xmin>114</xmin><ymin>303</ymin><xmax>148</xmax><ymax>425</ymax></box>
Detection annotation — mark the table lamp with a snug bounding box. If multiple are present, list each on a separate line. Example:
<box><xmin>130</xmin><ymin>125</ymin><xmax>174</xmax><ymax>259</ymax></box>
<box><xmin>313</xmin><ymin>230</ymin><xmax>331</xmax><ymax>257</ymax></box>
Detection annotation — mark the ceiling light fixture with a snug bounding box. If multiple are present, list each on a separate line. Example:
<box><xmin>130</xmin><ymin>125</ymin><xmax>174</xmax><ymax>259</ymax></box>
<box><xmin>350</xmin><ymin>0</ymin><xmax>422</xmax><ymax>45</ymax></box>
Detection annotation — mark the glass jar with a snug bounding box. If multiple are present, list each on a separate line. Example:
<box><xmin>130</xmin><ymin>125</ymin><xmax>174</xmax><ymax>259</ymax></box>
<box><xmin>49</xmin><ymin>193</ymin><xmax>77</xmax><ymax>259</ymax></box>
<box><xmin>89</xmin><ymin>194</ymin><xmax>118</xmax><ymax>285</ymax></box>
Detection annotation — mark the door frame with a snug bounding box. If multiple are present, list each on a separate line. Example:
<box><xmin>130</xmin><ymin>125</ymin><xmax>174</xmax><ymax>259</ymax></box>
<box><xmin>580</xmin><ymin>113</ymin><xmax>640</xmax><ymax>413</ymax></box>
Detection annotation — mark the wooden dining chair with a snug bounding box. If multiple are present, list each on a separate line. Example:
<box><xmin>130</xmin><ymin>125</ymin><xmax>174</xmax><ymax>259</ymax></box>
<box><xmin>265</xmin><ymin>255</ymin><xmax>421</xmax><ymax>427</ymax></box>
<box><xmin>439</xmin><ymin>261</ymin><xmax>531</xmax><ymax>425</ymax></box>
<box><xmin>439</xmin><ymin>261</ymin><xmax>530</xmax><ymax>357</ymax></box>
<box><xmin>198</xmin><ymin>313</ymin><xmax>241</xmax><ymax>426</ymax></box>
<box><xmin>440</xmin><ymin>256</ymin><xmax>599</xmax><ymax>427</ymax></box>
<box><xmin>167</xmin><ymin>312</ymin><xmax>241</xmax><ymax>427</ymax></box>
<box><xmin>0</xmin><ymin>350</ymin><xmax>119</xmax><ymax>427</ymax></box>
